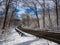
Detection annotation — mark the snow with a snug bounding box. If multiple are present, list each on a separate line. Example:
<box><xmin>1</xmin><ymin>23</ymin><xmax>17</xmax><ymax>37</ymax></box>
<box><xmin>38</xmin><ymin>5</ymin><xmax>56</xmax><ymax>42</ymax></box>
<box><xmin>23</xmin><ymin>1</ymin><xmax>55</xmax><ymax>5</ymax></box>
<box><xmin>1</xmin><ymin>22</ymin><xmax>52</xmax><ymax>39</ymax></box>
<box><xmin>0</xmin><ymin>28</ymin><xmax>59</xmax><ymax>45</ymax></box>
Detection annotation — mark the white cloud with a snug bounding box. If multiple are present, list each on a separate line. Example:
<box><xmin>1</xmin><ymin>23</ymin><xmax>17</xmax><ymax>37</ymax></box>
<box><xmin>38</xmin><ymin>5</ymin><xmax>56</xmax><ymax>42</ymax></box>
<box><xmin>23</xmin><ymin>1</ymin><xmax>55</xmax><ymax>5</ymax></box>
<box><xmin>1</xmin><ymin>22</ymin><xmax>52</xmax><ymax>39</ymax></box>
<box><xmin>17</xmin><ymin>10</ymin><xmax>25</xmax><ymax>14</ymax></box>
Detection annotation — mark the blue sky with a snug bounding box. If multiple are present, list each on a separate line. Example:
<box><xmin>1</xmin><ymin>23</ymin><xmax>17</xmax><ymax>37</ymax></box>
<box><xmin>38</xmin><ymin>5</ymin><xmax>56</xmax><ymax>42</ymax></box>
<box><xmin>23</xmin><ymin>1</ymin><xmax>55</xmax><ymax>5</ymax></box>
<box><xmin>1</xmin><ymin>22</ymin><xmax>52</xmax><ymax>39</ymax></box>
<box><xmin>16</xmin><ymin>6</ymin><xmax>42</xmax><ymax>19</ymax></box>
<box><xmin>16</xmin><ymin>8</ymin><xmax>34</xmax><ymax>19</ymax></box>
<box><xmin>15</xmin><ymin>8</ymin><xmax>20</xmax><ymax>12</ymax></box>
<box><xmin>0</xmin><ymin>0</ymin><xmax>55</xmax><ymax>19</ymax></box>
<box><xmin>15</xmin><ymin>0</ymin><xmax>54</xmax><ymax>19</ymax></box>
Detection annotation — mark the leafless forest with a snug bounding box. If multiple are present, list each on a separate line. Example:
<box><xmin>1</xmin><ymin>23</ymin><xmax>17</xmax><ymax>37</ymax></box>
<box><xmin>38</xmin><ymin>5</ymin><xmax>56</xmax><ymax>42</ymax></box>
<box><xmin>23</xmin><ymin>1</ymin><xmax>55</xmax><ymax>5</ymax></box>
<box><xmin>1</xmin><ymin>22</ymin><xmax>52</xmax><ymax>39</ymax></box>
<box><xmin>0</xmin><ymin>0</ymin><xmax>60</xmax><ymax>45</ymax></box>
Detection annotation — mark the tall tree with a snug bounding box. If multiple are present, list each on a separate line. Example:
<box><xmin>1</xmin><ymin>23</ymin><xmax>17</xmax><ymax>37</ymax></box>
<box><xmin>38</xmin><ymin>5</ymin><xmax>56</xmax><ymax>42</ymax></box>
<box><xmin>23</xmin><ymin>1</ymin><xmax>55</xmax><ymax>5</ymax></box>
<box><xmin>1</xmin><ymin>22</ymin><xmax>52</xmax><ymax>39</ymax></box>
<box><xmin>8</xmin><ymin>10</ymin><xmax>15</xmax><ymax>27</ymax></box>
<box><xmin>42</xmin><ymin>0</ymin><xmax>45</xmax><ymax>28</ymax></box>
<box><xmin>36</xmin><ymin>0</ymin><xmax>46</xmax><ymax>28</ymax></box>
<box><xmin>8</xmin><ymin>0</ymin><xmax>18</xmax><ymax>27</ymax></box>
<box><xmin>2</xmin><ymin>0</ymin><xmax>11</xmax><ymax>29</ymax></box>
<box><xmin>21</xmin><ymin>0</ymin><xmax>40</xmax><ymax>28</ymax></box>
<box><xmin>52</xmin><ymin>0</ymin><xmax>59</xmax><ymax>27</ymax></box>
<box><xmin>47</xmin><ymin>4</ymin><xmax>52</xmax><ymax>28</ymax></box>
<box><xmin>33</xmin><ymin>2</ymin><xmax>40</xmax><ymax>28</ymax></box>
<box><xmin>56</xmin><ymin>0</ymin><xmax>59</xmax><ymax>27</ymax></box>
<box><xmin>26</xmin><ymin>14</ymin><xmax>30</xmax><ymax>26</ymax></box>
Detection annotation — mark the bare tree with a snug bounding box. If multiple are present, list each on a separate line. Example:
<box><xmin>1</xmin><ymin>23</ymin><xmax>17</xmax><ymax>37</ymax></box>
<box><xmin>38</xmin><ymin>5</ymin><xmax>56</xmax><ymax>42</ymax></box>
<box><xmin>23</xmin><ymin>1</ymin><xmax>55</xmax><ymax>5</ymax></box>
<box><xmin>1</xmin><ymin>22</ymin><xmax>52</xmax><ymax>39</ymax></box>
<box><xmin>8</xmin><ymin>10</ymin><xmax>15</xmax><ymax>27</ymax></box>
<box><xmin>42</xmin><ymin>0</ymin><xmax>45</xmax><ymax>28</ymax></box>
<box><xmin>8</xmin><ymin>0</ymin><xmax>18</xmax><ymax>27</ymax></box>
<box><xmin>55</xmin><ymin>0</ymin><xmax>59</xmax><ymax>27</ymax></box>
<box><xmin>21</xmin><ymin>14</ymin><xmax>32</xmax><ymax>26</ymax></box>
<box><xmin>21</xmin><ymin>0</ymin><xmax>40</xmax><ymax>28</ymax></box>
<box><xmin>2</xmin><ymin>0</ymin><xmax>11</xmax><ymax>29</ymax></box>
<box><xmin>36</xmin><ymin>0</ymin><xmax>45</xmax><ymax>28</ymax></box>
<box><xmin>52</xmin><ymin>0</ymin><xmax>59</xmax><ymax>27</ymax></box>
<box><xmin>26</xmin><ymin>14</ymin><xmax>31</xmax><ymax>26</ymax></box>
<box><xmin>33</xmin><ymin>2</ymin><xmax>40</xmax><ymax>28</ymax></box>
<box><xmin>47</xmin><ymin>3</ymin><xmax>52</xmax><ymax>29</ymax></box>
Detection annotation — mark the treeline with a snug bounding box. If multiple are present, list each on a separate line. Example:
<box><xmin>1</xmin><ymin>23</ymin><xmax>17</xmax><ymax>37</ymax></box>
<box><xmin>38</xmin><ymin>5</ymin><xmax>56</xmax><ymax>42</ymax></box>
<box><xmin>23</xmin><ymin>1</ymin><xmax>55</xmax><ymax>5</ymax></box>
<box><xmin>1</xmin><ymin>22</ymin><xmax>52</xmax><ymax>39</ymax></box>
<box><xmin>21</xmin><ymin>0</ymin><xmax>60</xmax><ymax>30</ymax></box>
<box><xmin>0</xmin><ymin>0</ymin><xmax>60</xmax><ymax>30</ymax></box>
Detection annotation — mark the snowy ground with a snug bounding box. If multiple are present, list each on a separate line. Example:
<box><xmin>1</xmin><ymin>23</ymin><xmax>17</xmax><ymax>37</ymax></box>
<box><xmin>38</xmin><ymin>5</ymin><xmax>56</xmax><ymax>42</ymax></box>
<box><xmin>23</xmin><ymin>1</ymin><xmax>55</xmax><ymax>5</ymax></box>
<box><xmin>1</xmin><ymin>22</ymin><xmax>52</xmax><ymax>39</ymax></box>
<box><xmin>0</xmin><ymin>28</ymin><xmax>59</xmax><ymax>45</ymax></box>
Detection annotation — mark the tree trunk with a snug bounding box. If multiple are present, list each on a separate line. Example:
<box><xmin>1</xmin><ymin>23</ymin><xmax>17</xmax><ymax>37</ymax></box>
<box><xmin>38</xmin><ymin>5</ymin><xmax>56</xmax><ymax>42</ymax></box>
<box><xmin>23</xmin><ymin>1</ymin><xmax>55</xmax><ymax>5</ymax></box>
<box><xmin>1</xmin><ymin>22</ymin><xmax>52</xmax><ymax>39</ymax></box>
<box><xmin>47</xmin><ymin>4</ymin><xmax>52</xmax><ymax>29</ymax></box>
<box><xmin>27</xmin><ymin>14</ymin><xmax>30</xmax><ymax>26</ymax></box>
<box><xmin>2</xmin><ymin>0</ymin><xmax>10</xmax><ymax>29</ymax></box>
<box><xmin>34</xmin><ymin>4</ymin><xmax>40</xmax><ymax>28</ymax></box>
<box><xmin>55</xmin><ymin>0</ymin><xmax>59</xmax><ymax>27</ymax></box>
<box><xmin>42</xmin><ymin>0</ymin><xmax>45</xmax><ymax>28</ymax></box>
<box><xmin>8</xmin><ymin>10</ymin><xmax>15</xmax><ymax>27</ymax></box>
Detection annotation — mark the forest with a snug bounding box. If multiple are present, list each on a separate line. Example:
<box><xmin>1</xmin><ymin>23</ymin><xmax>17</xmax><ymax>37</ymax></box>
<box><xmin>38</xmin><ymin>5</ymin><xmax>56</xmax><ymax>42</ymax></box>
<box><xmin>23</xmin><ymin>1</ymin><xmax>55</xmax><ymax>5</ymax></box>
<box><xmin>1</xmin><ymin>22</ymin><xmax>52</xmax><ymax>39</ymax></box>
<box><xmin>0</xmin><ymin>0</ymin><xmax>60</xmax><ymax>45</ymax></box>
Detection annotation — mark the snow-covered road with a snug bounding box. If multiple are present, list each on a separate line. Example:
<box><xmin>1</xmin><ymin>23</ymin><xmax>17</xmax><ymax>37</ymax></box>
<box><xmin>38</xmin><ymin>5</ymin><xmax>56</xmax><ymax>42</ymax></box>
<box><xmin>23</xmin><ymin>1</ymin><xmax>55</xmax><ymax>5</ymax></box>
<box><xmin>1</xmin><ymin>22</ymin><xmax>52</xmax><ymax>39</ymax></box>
<box><xmin>0</xmin><ymin>28</ymin><xmax>59</xmax><ymax>45</ymax></box>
